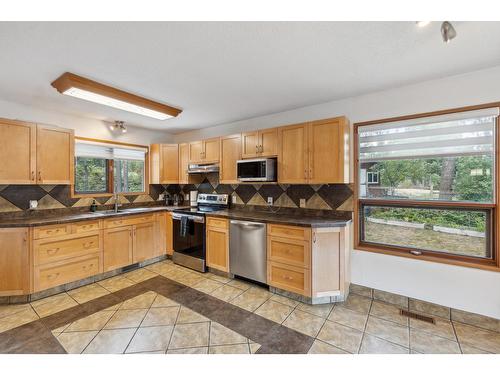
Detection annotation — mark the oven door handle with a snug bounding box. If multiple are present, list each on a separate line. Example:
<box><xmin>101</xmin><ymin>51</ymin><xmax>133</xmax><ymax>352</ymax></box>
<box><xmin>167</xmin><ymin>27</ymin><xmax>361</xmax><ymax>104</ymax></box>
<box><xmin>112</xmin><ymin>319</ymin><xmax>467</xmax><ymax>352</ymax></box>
<box><xmin>172</xmin><ymin>214</ymin><xmax>205</xmax><ymax>223</ymax></box>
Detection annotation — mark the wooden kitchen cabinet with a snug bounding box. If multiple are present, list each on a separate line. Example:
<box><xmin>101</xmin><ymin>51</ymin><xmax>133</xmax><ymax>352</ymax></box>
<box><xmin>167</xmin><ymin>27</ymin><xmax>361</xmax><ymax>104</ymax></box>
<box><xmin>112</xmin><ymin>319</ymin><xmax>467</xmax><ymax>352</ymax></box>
<box><xmin>206</xmin><ymin>217</ymin><xmax>229</xmax><ymax>272</ymax></box>
<box><xmin>103</xmin><ymin>226</ymin><xmax>134</xmax><ymax>272</ymax></box>
<box><xmin>150</xmin><ymin>144</ymin><xmax>179</xmax><ymax>184</ymax></box>
<box><xmin>178</xmin><ymin>143</ymin><xmax>190</xmax><ymax>184</ymax></box>
<box><xmin>241</xmin><ymin>128</ymin><xmax>278</xmax><ymax>159</ymax></box>
<box><xmin>266</xmin><ymin>223</ymin><xmax>351</xmax><ymax>300</ymax></box>
<box><xmin>189</xmin><ymin>138</ymin><xmax>220</xmax><ymax>163</ymax></box>
<box><xmin>166</xmin><ymin>212</ymin><xmax>173</xmax><ymax>255</ymax></box>
<box><xmin>0</xmin><ymin>119</ymin><xmax>36</xmax><ymax>184</ymax></box>
<box><xmin>278</xmin><ymin>117</ymin><xmax>350</xmax><ymax>184</ymax></box>
<box><xmin>278</xmin><ymin>123</ymin><xmax>309</xmax><ymax>183</ymax></box>
<box><xmin>0</xmin><ymin>228</ymin><xmax>30</xmax><ymax>296</ymax></box>
<box><xmin>188</xmin><ymin>141</ymin><xmax>204</xmax><ymax>163</ymax></box>
<box><xmin>308</xmin><ymin>117</ymin><xmax>350</xmax><ymax>184</ymax></box>
<box><xmin>155</xmin><ymin>211</ymin><xmax>167</xmax><ymax>256</ymax></box>
<box><xmin>220</xmin><ymin>134</ymin><xmax>241</xmax><ymax>184</ymax></box>
<box><xmin>133</xmin><ymin>221</ymin><xmax>156</xmax><ymax>263</ymax></box>
<box><xmin>36</xmin><ymin>124</ymin><xmax>74</xmax><ymax>184</ymax></box>
<box><xmin>0</xmin><ymin>119</ymin><xmax>73</xmax><ymax>185</ymax></box>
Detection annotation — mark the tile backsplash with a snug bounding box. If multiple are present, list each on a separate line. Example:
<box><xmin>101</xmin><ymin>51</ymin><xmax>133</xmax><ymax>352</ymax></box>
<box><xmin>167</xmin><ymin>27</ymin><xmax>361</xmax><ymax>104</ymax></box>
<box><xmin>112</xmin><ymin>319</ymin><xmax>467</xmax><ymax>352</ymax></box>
<box><xmin>0</xmin><ymin>174</ymin><xmax>353</xmax><ymax>213</ymax></box>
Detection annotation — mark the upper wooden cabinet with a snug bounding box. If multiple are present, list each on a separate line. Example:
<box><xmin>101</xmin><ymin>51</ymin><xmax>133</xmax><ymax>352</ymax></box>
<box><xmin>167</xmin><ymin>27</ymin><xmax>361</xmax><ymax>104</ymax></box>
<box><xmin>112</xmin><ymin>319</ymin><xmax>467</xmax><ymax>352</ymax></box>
<box><xmin>278</xmin><ymin>117</ymin><xmax>350</xmax><ymax>184</ymax></box>
<box><xmin>241</xmin><ymin>128</ymin><xmax>278</xmax><ymax>159</ymax></box>
<box><xmin>278</xmin><ymin>123</ymin><xmax>309</xmax><ymax>183</ymax></box>
<box><xmin>220</xmin><ymin>134</ymin><xmax>241</xmax><ymax>184</ymax></box>
<box><xmin>0</xmin><ymin>119</ymin><xmax>73</xmax><ymax>185</ymax></box>
<box><xmin>150</xmin><ymin>143</ymin><xmax>179</xmax><ymax>184</ymax></box>
<box><xmin>37</xmin><ymin>125</ymin><xmax>74</xmax><ymax>184</ymax></box>
<box><xmin>308</xmin><ymin>117</ymin><xmax>350</xmax><ymax>184</ymax></box>
<box><xmin>178</xmin><ymin>143</ymin><xmax>190</xmax><ymax>184</ymax></box>
<box><xmin>189</xmin><ymin>138</ymin><xmax>220</xmax><ymax>163</ymax></box>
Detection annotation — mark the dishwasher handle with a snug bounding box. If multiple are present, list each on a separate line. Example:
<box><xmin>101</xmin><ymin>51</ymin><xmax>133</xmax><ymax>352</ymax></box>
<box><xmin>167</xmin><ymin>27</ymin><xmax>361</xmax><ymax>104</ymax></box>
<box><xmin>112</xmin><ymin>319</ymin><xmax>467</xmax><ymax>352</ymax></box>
<box><xmin>230</xmin><ymin>220</ymin><xmax>265</xmax><ymax>229</ymax></box>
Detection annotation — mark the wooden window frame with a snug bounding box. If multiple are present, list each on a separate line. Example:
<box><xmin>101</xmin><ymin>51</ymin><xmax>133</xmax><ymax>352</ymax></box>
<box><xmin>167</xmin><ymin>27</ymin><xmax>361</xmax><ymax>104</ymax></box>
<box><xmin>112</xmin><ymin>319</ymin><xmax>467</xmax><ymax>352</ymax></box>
<box><xmin>353</xmin><ymin>102</ymin><xmax>500</xmax><ymax>272</ymax></box>
<box><xmin>71</xmin><ymin>137</ymin><xmax>149</xmax><ymax>198</ymax></box>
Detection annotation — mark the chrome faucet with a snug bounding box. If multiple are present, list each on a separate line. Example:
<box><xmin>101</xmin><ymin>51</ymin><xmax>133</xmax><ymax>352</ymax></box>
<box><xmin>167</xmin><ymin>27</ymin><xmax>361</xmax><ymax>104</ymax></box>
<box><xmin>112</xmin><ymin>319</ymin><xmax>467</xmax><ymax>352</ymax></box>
<box><xmin>113</xmin><ymin>193</ymin><xmax>121</xmax><ymax>213</ymax></box>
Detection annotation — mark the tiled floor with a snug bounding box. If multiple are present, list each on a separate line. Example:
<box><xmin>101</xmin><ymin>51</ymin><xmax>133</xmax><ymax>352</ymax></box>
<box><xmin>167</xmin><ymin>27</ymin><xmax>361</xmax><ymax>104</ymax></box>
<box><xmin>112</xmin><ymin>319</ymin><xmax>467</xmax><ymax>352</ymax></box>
<box><xmin>0</xmin><ymin>259</ymin><xmax>499</xmax><ymax>354</ymax></box>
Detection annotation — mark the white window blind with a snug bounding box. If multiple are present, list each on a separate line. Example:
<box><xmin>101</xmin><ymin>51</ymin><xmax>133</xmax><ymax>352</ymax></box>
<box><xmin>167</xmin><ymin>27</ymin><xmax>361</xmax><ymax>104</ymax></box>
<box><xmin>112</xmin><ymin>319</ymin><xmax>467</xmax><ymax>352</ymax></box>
<box><xmin>75</xmin><ymin>140</ymin><xmax>146</xmax><ymax>161</ymax></box>
<box><xmin>358</xmin><ymin>108</ymin><xmax>498</xmax><ymax>161</ymax></box>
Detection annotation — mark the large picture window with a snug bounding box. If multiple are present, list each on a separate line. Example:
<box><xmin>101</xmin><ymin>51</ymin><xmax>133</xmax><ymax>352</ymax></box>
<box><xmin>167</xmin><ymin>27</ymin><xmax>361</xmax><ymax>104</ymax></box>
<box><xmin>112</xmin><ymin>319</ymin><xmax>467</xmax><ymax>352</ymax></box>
<box><xmin>355</xmin><ymin>106</ymin><xmax>499</xmax><ymax>269</ymax></box>
<box><xmin>74</xmin><ymin>140</ymin><xmax>147</xmax><ymax>196</ymax></box>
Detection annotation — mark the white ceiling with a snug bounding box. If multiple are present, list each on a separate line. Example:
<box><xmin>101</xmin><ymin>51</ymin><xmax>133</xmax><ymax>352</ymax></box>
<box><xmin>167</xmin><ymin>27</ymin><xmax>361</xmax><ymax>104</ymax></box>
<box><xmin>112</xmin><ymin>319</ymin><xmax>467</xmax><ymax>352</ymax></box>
<box><xmin>1</xmin><ymin>21</ymin><xmax>500</xmax><ymax>134</ymax></box>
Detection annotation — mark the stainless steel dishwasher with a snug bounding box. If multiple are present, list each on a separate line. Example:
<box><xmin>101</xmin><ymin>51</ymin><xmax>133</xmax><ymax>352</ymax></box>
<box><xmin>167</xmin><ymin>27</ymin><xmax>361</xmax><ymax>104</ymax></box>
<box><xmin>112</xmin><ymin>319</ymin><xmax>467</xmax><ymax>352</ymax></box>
<box><xmin>229</xmin><ymin>220</ymin><xmax>267</xmax><ymax>283</ymax></box>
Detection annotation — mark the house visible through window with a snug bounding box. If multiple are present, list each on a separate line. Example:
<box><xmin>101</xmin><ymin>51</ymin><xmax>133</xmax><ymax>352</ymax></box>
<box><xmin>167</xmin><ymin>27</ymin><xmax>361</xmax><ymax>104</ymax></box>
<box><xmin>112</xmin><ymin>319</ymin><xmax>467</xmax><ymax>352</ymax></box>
<box><xmin>355</xmin><ymin>106</ymin><xmax>498</xmax><ymax>268</ymax></box>
<box><xmin>74</xmin><ymin>140</ymin><xmax>147</xmax><ymax>195</ymax></box>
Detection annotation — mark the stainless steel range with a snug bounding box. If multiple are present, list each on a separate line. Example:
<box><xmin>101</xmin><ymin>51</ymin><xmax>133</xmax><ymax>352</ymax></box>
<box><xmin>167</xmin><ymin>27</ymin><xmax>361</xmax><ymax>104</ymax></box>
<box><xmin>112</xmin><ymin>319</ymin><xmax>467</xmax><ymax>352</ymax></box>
<box><xmin>171</xmin><ymin>193</ymin><xmax>229</xmax><ymax>272</ymax></box>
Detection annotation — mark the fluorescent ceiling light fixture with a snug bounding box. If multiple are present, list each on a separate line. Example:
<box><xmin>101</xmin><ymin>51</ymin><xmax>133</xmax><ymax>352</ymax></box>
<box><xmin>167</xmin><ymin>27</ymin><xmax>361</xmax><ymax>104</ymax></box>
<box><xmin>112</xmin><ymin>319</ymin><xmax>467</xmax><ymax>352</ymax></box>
<box><xmin>51</xmin><ymin>72</ymin><xmax>182</xmax><ymax>120</ymax></box>
<box><xmin>416</xmin><ymin>21</ymin><xmax>431</xmax><ymax>27</ymax></box>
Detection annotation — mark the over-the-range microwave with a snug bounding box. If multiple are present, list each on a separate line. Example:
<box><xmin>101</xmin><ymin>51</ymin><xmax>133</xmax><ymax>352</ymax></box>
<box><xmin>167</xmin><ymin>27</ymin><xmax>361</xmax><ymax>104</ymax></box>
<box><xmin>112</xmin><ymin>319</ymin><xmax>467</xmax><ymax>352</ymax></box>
<box><xmin>237</xmin><ymin>158</ymin><xmax>277</xmax><ymax>182</ymax></box>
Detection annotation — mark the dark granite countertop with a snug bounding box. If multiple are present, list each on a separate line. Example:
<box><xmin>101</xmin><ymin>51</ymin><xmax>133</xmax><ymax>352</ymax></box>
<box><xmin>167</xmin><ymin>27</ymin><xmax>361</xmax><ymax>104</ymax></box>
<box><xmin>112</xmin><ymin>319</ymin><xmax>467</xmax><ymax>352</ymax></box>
<box><xmin>206</xmin><ymin>207</ymin><xmax>352</xmax><ymax>228</ymax></box>
<box><xmin>0</xmin><ymin>205</ymin><xmax>189</xmax><ymax>228</ymax></box>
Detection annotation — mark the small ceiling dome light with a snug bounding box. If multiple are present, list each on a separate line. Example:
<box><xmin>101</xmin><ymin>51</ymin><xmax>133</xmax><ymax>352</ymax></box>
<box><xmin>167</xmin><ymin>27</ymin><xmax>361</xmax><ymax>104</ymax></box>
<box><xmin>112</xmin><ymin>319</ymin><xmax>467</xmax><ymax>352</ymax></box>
<box><xmin>416</xmin><ymin>21</ymin><xmax>431</xmax><ymax>27</ymax></box>
<box><xmin>111</xmin><ymin>121</ymin><xmax>127</xmax><ymax>133</ymax></box>
<box><xmin>441</xmin><ymin>21</ymin><xmax>457</xmax><ymax>43</ymax></box>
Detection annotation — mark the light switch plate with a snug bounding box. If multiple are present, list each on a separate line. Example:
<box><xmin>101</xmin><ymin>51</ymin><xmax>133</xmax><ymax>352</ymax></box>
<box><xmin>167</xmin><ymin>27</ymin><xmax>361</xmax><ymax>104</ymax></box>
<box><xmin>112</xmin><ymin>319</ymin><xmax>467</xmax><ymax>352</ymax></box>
<box><xmin>267</xmin><ymin>197</ymin><xmax>273</xmax><ymax>206</ymax></box>
<box><xmin>29</xmin><ymin>200</ymin><xmax>38</xmax><ymax>209</ymax></box>
<box><xmin>299</xmin><ymin>198</ymin><xmax>306</xmax><ymax>208</ymax></box>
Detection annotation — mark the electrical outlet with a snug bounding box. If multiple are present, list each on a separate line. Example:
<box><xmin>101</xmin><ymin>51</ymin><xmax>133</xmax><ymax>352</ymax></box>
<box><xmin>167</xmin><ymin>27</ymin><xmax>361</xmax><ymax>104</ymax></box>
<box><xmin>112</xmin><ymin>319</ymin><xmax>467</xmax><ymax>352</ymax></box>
<box><xmin>267</xmin><ymin>197</ymin><xmax>273</xmax><ymax>206</ymax></box>
<box><xmin>232</xmin><ymin>195</ymin><xmax>237</xmax><ymax>204</ymax></box>
<box><xmin>29</xmin><ymin>200</ymin><xmax>38</xmax><ymax>209</ymax></box>
<box><xmin>299</xmin><ymin>198</ymin><xmax>306</xmax><ymax>208</ymax></box>
<box><xmin>159</xmin><ymin>193</ymin><xmax>165</xmax><ymax>201</ymax></box>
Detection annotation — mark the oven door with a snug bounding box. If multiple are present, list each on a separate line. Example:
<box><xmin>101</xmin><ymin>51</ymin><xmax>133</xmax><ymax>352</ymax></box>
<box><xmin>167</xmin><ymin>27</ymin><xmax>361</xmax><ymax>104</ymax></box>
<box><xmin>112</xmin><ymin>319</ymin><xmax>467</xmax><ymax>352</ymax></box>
<box><xmin>172</xmin><ymin>214</ymin><xmax>206</xmax><ymax>260</ymax></box>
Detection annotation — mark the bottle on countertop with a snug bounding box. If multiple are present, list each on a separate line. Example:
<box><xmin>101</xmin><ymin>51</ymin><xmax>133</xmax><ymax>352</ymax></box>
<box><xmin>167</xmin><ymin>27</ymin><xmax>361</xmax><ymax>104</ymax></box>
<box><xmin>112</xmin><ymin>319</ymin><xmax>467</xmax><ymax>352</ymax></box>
<box><xmin>90</xmin><ymin>199</ymin><xmax>97</xmax><ymax>212</ymax></box>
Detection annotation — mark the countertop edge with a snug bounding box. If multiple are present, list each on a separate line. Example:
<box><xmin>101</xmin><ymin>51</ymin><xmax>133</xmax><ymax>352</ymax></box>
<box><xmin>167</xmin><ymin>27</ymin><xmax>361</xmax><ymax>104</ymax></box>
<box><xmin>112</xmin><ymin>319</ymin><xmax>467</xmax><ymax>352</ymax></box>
<box><xmin>205</xmin><ymin>211</ymin><xmax>352</xmax><ymax>228</ymax></box>
<box><xmin>0</xmin><ymin>206</ymin><xmax>187</xmax><ymax>228</ymax></box>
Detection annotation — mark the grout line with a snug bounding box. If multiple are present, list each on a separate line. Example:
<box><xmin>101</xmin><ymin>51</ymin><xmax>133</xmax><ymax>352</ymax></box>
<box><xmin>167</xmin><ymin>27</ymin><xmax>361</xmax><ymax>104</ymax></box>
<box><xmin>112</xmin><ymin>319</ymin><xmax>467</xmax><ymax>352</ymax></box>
<box><xmin>122</xmin><ymin>298</ymin><xmax>156</xmax><ymax>354</ymax></box>
<box><xmin>357</xmin><ymin>298</ymin><xmax>373</xmax><ymax>354</ymax></box>
<box><xmin>450</xmin><ymin>320</ymin><xmax>464</xmax><ymax>354</ymax></box>
<box><xmin>78</xmin><ymin>305</ymin><xmax>121</xmax><ymax>354</ymax></box>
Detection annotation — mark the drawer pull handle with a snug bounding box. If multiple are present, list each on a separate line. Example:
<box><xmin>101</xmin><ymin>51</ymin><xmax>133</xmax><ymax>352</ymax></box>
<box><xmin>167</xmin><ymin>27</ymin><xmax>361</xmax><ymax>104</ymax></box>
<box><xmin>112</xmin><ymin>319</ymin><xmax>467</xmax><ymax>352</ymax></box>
<box><xmin>282</xmin><ymin>275</ymin><xmax>293</xmax><ymax>281</ymax></box>
<box><xmin>47</xmin><ymin>248</ymin><xmax>60</xmax><ymax>255</ymax></box>
<box><xmin>47</xmin><ymin>272</ymin><xmax>60</xmax><ymax>279</ymax></box>
<box><xmin>82</xmin><ymin>263</ymin><xmax>95</xmax><ymax>271</ymax></box>
<box><xmin>83</xmin><ymin>241</ymin><xmax>94</xmax><ymax>248</ymax></box>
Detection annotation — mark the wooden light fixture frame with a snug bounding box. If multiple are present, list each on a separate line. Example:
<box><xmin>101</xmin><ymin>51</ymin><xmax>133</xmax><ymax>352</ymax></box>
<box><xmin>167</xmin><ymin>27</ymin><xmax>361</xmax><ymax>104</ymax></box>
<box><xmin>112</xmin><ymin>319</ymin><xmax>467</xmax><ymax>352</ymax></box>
<box><xmin>51</xmin><ymin>72</ymin><xmax>182</xmax><ymax>118</ymax></box>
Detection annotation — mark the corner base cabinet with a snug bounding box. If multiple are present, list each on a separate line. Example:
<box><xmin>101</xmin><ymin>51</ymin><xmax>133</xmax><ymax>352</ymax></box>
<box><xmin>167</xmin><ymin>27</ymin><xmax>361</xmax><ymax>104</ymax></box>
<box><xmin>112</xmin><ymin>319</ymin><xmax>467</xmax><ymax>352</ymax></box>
<box><xmin>267</xmin><ymin>223</ymin><xmax>351</xmax><ymax>301</ymax></box>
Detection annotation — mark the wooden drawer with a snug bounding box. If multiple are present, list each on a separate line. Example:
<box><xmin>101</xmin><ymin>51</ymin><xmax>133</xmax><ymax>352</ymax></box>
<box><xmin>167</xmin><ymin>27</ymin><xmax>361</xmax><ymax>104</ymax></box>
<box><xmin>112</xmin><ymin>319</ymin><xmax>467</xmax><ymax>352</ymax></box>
<box><xmin>34</xmin><ymin>234</ymin><xmax>100</xmax><ymax>266</ymax></box>
<box><xmin>268</xmin><ymin>224</ymin><xmax>311</xmax><ymax>241</ymax></box>
<box><xmin>34</xmin><ymin>253</ymin><xmax>101</xmax><ymax>291</ymax></box>
<box><xmin>267</xmin><ymin>261</ymin><xmax>311</xmax><ymax>297</ymax></box>
<box><xmin>207</xmin><ymin>217</ymin><xmax>228</xmax><ymax>229</ymax></box>
<box><xmin>268</xmin><ymin>236</ymin><xmax>311</xmax><ymax>268</ymax></box>
<box><xmin>71</xmin><ymin>220</ymin><xmax>101</xmax><ymax>234</ymax></box>
<box><xmin>33</xmin><ymin>224</ymin><xmax>70</xmax><ymax>239</ymax></box>
<box><xmin>104</xmin><ymin>214</ymin><xmax>154</xmax><ymax>229</ymax></box>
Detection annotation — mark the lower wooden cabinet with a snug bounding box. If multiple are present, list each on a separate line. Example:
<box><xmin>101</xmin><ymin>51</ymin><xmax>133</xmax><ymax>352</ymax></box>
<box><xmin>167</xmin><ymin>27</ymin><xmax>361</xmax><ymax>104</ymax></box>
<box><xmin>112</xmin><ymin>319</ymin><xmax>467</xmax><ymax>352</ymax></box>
<box><xmin>0</xmin><ymin>228</ymin><xmax>30</xmax><ymax>296</ymax></box>
<box><xmin>267</xmin><ymin>261</ymin><xmax>311</xmax><ymax>297</ymax></box>
<box><xmin>206</xmin><ymin>217</ymin><xmax>229</xmax><ymax>272</ymax></box>
<box><xmin>34</xmin><ymin>253</ymin><xmax>101</xmax><ymax>292</ymax></box>
<box><xmin>133</xmin><ymin>221</ymin><xmax>156</xmax><ymax>263</ymax></box>
<box><xmin>266</xmin><ymin>223</ymin><xmax>351</xmax><ymax>300</ymax></box>
<box><xmin>103</xmin><ymin>226</ymin><xmax>134</xmax><ymax>272</ymax></box>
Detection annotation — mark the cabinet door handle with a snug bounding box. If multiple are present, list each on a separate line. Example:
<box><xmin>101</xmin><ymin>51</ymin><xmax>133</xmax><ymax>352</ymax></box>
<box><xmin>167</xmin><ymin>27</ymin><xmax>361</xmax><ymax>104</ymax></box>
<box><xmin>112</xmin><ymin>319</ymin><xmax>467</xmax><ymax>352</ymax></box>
<box><xmin>255</xmin><ymin>145</ymin><xmax>258</xmax><ymax>153</ymax></box>
<box><xmin>31</xmin><ymin>171</ymin><xmax>35</xmax><ymax>181</ymax></box>
<box><xmin>259</xmin><ymin>145</ymin><xmax>263</xmax><ymax>153</ymax></box>
<box><xmin>38</xmin><ymin>171</ymin><xmax>42</xmax><ymax>181</ymax></box>
<box><xmin>309</xmin><ymin>168</ymin><xmax>312</xmax><ymax>179</ymax></box>
<box><xmin>304</xmin><ymin>169</ymin><xmax>307</xmax><ymax>179</ymax></box>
